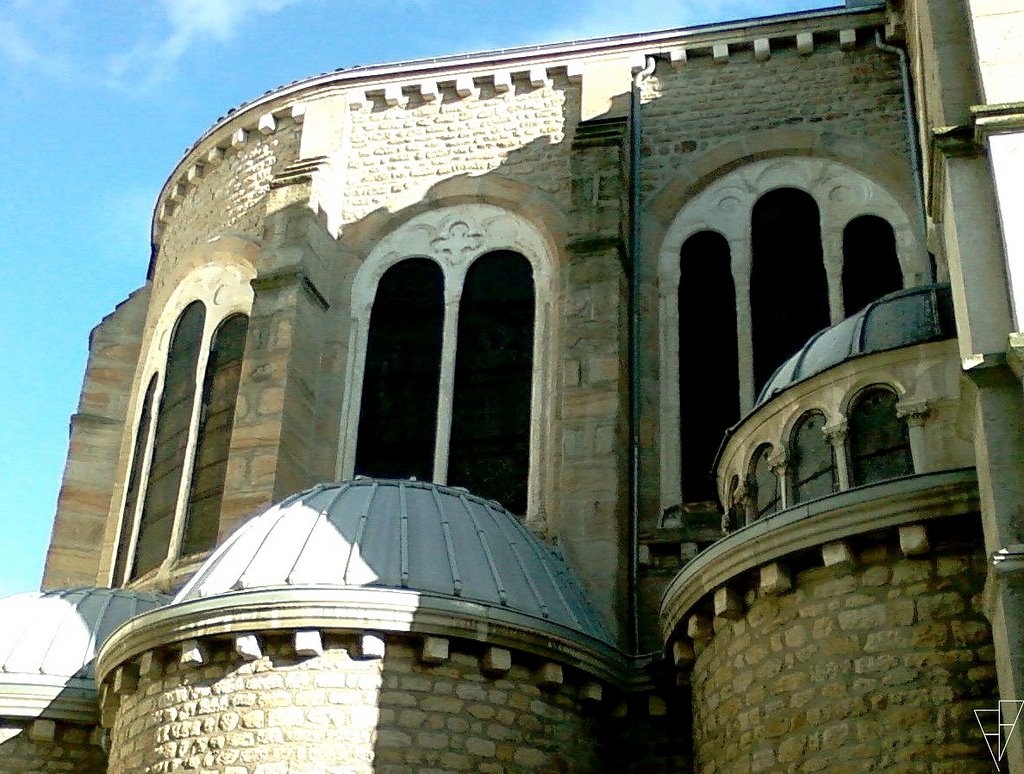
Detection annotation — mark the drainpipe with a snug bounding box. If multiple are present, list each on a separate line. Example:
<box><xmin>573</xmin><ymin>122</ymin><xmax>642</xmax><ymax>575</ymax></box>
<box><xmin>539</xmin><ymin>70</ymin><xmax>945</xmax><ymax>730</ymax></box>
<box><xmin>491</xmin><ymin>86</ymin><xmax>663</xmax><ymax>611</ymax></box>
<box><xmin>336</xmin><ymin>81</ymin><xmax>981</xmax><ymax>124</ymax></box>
<box><xmin>628</xmin><ymin>55</ymin><xmax>656</xmax><ymax>654</ymax></box>
<box><xmin>875</xmin><ymin>31</ymin><xmax>928</xmax><ymax>265</ymax></box>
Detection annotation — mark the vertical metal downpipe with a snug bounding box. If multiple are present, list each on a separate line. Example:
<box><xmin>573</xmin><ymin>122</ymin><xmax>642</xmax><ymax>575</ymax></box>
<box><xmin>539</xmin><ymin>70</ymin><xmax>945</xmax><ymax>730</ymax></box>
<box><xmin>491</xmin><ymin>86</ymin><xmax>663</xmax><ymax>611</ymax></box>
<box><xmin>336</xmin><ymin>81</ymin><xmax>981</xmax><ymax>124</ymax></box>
<box><xmin>875</xmin><ymin>31</ymin><xmax>927</xmax><ymax>253</ymax></box>
<box><xmin>628</xmin><ymin>56</ymin><xmax>657</xmax><ymax>654</ymax></box>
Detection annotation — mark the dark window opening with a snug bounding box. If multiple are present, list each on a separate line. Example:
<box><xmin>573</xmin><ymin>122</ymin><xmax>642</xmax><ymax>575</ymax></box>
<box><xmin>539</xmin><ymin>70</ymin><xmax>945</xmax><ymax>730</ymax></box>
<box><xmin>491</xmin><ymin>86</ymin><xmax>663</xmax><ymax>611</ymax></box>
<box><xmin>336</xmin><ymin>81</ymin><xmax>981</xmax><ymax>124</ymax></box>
<box><xmin>679</xmin><ymin>231</ymin><xmax>739</xmax><ymax>504</ymax></box>
<box><xmin>131</xmin><ymin>301</ymin><xmax>206</xmax><ymax>580</ymax></box>
<box><xmin>748</xmin><ymin>443</ymin><xmax>780</xmax><ymax>521</ymax></box>
<box><xmin>448</xmin><ymin>251</ymin><xmax>535</xmax><ymax>515</ymax></box>
<box><xmin>751</xmin><ymin>188</ymin><xmax>830</xmax><ymax>393</ymax></box>
<box><xmin>790</xmin><ymin>411</ymin><xmax>836</xmax><ymax>504</ymax></box>
<box><xmin>355</xmin><ymin>258</ymin><xmax>444</xmax><ymax>482</ymax></box>
<box><xmin>842</xmin><ymin>215</ymin><xmax>903</xmax><ymax>315</ymax></box>
<box><xmin>848</xmin><ymin>386</ymin><xmax>913</xmax><ymax>486</ymax></box>
<box><xmin>181</xmin><ymin>313</ymin><xmax>249</xmax><ymax>557</ymax></box>
<box><xmin>112</xmin><ymin>376</ymin><xmax>157</xmax><ymax>586</ymax></box>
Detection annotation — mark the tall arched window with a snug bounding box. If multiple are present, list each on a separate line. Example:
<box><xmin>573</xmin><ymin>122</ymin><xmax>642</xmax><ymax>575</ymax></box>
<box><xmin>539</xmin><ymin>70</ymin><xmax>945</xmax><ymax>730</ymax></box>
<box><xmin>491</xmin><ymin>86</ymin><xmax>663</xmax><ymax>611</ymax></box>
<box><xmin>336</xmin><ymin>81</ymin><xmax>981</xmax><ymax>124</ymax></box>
<box><xmin>355</xmin><ymin>258</ymin><xmax>445</xmax><ymax>482</ymax></box>
<box><xmin>848</xmin><ymin>386</ymin><xmax>913</xmax><ymax>486</ymax></box>
<box><xmin>181</xmin><ymin>313</ymin><xmax>249</xmax><ymax>557</ymax></box>
<box><xmin>842</xmin><ymin>215</ymin><xmax>903</xmax><ymax>315</ymax></box>
<box><xmin>790</xmin><ymin>411</ymin><xmax>836</xmax><ymax>503</ymax></box>
<box><xmin>447</xmin><ymin>252</ymin><xmax>535</xmax><ymax>515</ymax></box>
<box><xmin>748</xmin><ymin>443</ymin><xmax>779</xmax><ymax>522</ymax></box>
<box><xmin>679</xmin><ymin>231</ymin><xmax>739</xmax><ymax>503</ymax></box>
<box><xmin>751</xmin><ymin>188</ymin><xmax>830</xmax><ymax>393</ymax></box>
<box><xmin>112</xmin><ymin>376</ymin><xmax>157</xmax><ymax>585</ymax></box>
<box><xmin>131</xmin><ymin>301</ymin><xmax>206</xmax><ymax>580</ymax></box>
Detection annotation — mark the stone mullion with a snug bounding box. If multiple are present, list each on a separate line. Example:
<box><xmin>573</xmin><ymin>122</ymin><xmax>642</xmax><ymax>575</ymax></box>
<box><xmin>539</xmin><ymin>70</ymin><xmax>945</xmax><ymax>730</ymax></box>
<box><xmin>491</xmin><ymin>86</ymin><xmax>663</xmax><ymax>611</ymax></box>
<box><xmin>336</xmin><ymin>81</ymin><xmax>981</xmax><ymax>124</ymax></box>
<box><xmin>821</xmin><ymin>226</ymin><xmax>845</xmax><ymax>323</ymax></box>
<box><xmin>432</xmin><ymin>294</ymin><xmax>462</xmax><ymax>485</ymax></box>
<box><xmin>824</xmin><ymin>419</ymin><xmax>851</xmax><ymax>491</ymax></box>
<box><xmin>730</xmin><ymin>237</ymin><xmax>755</xmax><ymax>414</ymax></box>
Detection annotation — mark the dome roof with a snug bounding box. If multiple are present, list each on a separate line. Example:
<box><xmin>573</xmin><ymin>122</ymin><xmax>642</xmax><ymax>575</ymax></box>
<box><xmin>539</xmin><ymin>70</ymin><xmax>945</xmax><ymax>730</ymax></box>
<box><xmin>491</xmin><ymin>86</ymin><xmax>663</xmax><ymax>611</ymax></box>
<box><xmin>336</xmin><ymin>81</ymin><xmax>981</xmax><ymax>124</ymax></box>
<box><xmin>756</xmin><ymin>284</ymin><xmax>956</xmax><ymax>408</ymax></box>
<box><xmin>176</xmin><ymin>479</ymin><xmax>611</xmax><ymax>643</ymax></box>
<box><xmin>0</xmin><ymin>587</ymin><xmax>167</xmax><ymax>720</ymax></box>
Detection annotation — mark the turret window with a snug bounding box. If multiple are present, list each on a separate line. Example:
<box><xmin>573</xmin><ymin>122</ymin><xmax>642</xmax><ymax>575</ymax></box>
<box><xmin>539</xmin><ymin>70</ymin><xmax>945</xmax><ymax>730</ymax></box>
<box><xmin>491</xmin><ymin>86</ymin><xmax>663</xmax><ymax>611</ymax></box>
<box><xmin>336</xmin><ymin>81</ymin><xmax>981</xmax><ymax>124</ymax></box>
<box><xmin>790</xmin><ymin>411</ymin><xmax>836</xmax><ymax>504</ymax></box>
<box><xmin>848</xmin><ymin>387</ymin><xmax>913</xmax><ymax>486</ymax></box>
<box><xmin>748</xmin><ymin>443</ymin><xmax>780</xmax><ymax>522</ymax></box>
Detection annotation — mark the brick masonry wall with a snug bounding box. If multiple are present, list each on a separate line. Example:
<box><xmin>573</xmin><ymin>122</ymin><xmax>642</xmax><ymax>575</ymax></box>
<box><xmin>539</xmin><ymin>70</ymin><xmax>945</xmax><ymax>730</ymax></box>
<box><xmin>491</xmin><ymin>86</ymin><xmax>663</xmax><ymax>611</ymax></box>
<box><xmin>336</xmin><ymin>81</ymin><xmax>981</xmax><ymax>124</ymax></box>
<box><xmin>0</xmin><ymin>721</ymin><xmax>106</xmax><ymax>774</ymax></box>
<box><xmin>107</xmin><ymin>637</ymin><xmax>603</xmax><ymax>773</ymax></box>
<box><xmin>158</xmin><ymin>119</ymin><xmax>301</xmax><ymax>267</ymax></box>
<box><xmin>639</xmin><ymin>44</ymin><xmax>909</xmax><ymax>199</ymax></box>
<box><xmin>691</xmin><ymin>542</ymin><xmax>996</xmax><ymax>773</ymax></box>
<box><xmin>342</xmin><ymin>77</ymin><xmax>579</xmax><ymax>223</ymax></box>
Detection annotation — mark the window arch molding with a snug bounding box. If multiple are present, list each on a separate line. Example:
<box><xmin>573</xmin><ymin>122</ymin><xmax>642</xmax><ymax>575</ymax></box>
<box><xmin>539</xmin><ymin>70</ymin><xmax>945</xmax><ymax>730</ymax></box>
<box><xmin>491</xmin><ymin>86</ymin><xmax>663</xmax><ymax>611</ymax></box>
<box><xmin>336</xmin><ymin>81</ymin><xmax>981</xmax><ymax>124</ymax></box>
<box><xmin>657</xmin><ymin>155</ymin><xmax>928</xmax><ymax>512</ymax></box>
<box><xmin>108</xmin><ymin>260</ymin><xmax>255</xmax><ymax>586</ymax></box>
<box><xmin>338</xmin><ymin>204</ymin><xmax>557</xmax><ymax>523</ymax></box>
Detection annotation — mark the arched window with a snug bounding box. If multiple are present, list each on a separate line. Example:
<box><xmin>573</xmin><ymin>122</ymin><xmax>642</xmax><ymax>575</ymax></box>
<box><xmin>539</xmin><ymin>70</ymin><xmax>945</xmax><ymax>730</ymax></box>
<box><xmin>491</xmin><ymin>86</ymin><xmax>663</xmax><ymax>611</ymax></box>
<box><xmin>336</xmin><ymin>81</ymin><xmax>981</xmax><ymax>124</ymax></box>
<box><xmin>751</xmin><ymin>188</ymin><xmax>830</xmax><ymax>393</ymax></box>
<box><xmin>724</xmin><ymin>475</ymin><xmax>741</xmax><ymax>533</ymax></box>
<box><xmin>131</xmin><ymin>301</ymin><xmax>206</xmax><ymax>580</ymax></box>
<box><xmin>848</xmin><ymin>387</ymin><xmax>913</xmax><ymax>486</ymax></box>
<box><xmin>679</xmin><ymin>231</ymin><xmax>739</xmax><ymax>503</ymax></box>
<box><xmin>790</xmin><ymin>411</ymin><xmax>836</xmax><ymax>503</ymax></box>
<box><xmin>181</xmin><ymin>313</ymin><xmax>249</xmax><ymax>557</ymax></box>
<box><xmin>448</xmin><ymin>252</ymin><xmax>535</xmax><ymax>514</ymax></box>
<box><xmin>355</xmin><ymin>258</ymin><xmax>444</xmax><ymax>482</ymax></box>
<box><xmin>842</xmin><ymin>215</ymin><xmax>903</xmax><ymax>315</ymax></box>
<box><xmin>748</xmin><ymin>443</ymin><xmax>780</xmax><ymax>521</ymax></box>
<box><xmin>111</xmin><ymin>376</ymin><xmax>157</xmax><ymax>585</ymax></box>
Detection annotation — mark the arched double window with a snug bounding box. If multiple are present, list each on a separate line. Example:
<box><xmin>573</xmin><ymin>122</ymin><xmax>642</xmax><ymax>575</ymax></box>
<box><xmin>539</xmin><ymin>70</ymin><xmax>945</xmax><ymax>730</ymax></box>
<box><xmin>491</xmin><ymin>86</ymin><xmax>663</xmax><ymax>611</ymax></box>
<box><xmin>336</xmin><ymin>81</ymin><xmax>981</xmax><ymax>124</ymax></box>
<box><xmin>848</xmin><ymin>386</ymin><xmax>913</xmax><ymax>486</ymax></box>
<box><xmin>789</xmin><ymin>411</ymin><xmax>836</xmax><ymax>504</ymax></box>
<box><xmin>113</xmin><ymin>301</ymin><xmax>250</xmax><ymax>584</ymax></box>
<box><xmin>354</xmin><ymin>251</ymin><xmax>536</xmax><ymax>515</ymax></box>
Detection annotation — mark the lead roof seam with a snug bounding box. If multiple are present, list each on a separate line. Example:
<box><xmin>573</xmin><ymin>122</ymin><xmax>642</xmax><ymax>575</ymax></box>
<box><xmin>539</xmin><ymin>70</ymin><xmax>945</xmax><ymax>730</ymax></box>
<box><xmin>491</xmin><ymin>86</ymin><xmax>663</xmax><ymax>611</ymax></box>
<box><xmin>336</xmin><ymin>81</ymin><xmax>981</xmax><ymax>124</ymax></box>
<box><xmin>35</xmin><ymin>589</ymin><xmax>86</xmax><ymax>675</ymax></box>
<box><xmin>459</xmin><ymin>493</ymin><xmax>507</xmax><ymax>605</ymax></box>
<box><xmin>80</xmin><ymin>591</ymin><xmax>117</xmax><ymax>676</ymax></box>
<box><xmin>197</xmin><ymin>486</ymin><xmax>313</xmax><ymax>597</ymax></box>
<box><xmin>235</xmin><ymin>488</ymin><xmax>315</xmax><ymax>590</ymax></box>
<box><xmin>430</xmin><ymin>486</ymin><xmax>462</xmax><ymax>596</ymax></box>
<box><xmin>286</xmin><ymin>483</ymin><xmax>351</xmax><ymax>584</ymax></box>
<box><xmin>399</xmin><ymin>482</ymin><xmax>410</xmax><ymax>588</ymax></box>
<box><xmin>343</xmin><ymin>483</ymin><xmax>378</xmax><ymax>585</ymax></box>
<box><xmin>483</xmin><ymin>503</ymin><xmax>550</xmax><ymax>618</ymax></box>
<box><xmin>529</xmin><ymin>545</ymin><xmax>585</xmax><ymax>629</ymax></box>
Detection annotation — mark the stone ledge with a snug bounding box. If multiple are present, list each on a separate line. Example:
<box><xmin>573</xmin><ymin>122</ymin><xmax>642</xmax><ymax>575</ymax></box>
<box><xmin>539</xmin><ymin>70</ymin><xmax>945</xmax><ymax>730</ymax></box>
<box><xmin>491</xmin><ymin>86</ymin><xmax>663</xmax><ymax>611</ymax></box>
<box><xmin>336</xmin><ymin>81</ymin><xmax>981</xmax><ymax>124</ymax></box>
<box><xmin>659</xmin><ymin>468</ymin><xmax>979</xmax><ymax>642</ymax></box>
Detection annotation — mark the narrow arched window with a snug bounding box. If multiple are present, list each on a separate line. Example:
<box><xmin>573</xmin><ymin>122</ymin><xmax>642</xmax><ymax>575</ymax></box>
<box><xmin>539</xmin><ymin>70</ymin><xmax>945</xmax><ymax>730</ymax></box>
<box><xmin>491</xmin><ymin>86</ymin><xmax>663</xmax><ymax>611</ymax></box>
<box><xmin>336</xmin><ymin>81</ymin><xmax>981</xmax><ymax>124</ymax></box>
<box><xmin>111</xmin><ymin>375</ymin><xmax>157</xmax><ymax>585</ymax></box>
<box><xmin>748</xmin><ymin>443</ymin><xmax>779</xmax><ymax>522</ymax></box>
<box><xmin>724</xmin><ymin>475</ymin><xmax>741</xmax><ymax>533</ymax></box>
<box><xmin>751</xmin><ymin>188</ymin><xmax>830</xmax><ymax>393</ymax></box>
<box><xmin>679</xmin><ymin>231</ymin><xmax>739</xmax><ymax>503</ymax></box>
<box><xmin>356</xmin><ymin>258</ymin><xmax>444</xmax><ymax>482</ymax></box>
<box><xmin>448</xmin><ymin>251</ymin><xmax>535</xmax><ymax>514</ymax></box>
<box><xmin>842</xmin><ymin>215</ymin><xmax>903</xmax><ymax>315</ymax></box>
<box><xmin>790</xmin><ymin>411</ymin><xmax>836</xmax><ymax>504</ymax></box>
<box><xmin>181</xmin><ymin>313</ymin><xmax>249</xmax><ymax>557</ymax></box>
<box><xmin>848</xmin><ymin>387</ymin><xmax>913</xmax><ymax>486</ymax></box>
<box><xmin>131</xmin><ymin>301</ymin><xmax>206</xmax><ymax>580</ymax></box>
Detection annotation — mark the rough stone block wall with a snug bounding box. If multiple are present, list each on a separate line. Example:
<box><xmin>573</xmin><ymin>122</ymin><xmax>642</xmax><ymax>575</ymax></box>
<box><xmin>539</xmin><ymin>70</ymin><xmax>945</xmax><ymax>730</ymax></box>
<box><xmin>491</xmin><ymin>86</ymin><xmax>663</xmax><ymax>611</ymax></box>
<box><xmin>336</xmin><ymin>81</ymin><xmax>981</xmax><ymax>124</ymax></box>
<box><xmin>640</xmin><ymin>45</ymin><xmax>910</xmax><ymax>199</ymax></box>
<box><xmin>158</xmin><ymin>119</ymin><xmax>301</xmax><ymax>266</ymax></box>
<box><xmin>43</xmin><ymin>287</ymin><xmax>150</xmax><ymax>589</ymax></box>
<box><xmin>690</xmin><ymin>539</ymin><xmax>996</xmax><ymax>772</ymax></box>
<box><xmin>0</xmin><ymin>720</ymin><xmax>106</xmax><ymax>774</ymax></box>
<box><xmin>342</xmin><ymin>77</ymin><xmax>579</xmax><ymax>224</ymax></box>
<box><xmin>107</xmin><ymin>637</ymin><xmax>603</xmax><ymax>773</ymax></box>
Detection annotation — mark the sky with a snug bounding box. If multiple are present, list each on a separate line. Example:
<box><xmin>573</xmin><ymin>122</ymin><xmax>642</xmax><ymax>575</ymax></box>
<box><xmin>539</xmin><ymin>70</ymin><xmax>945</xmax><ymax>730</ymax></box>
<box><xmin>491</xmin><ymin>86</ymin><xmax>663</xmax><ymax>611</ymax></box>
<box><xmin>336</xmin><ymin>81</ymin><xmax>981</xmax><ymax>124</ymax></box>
<box><xmin>0</xmin><ymin>0</ymin><xmax>832</xmax><ymax>598</ymax></box>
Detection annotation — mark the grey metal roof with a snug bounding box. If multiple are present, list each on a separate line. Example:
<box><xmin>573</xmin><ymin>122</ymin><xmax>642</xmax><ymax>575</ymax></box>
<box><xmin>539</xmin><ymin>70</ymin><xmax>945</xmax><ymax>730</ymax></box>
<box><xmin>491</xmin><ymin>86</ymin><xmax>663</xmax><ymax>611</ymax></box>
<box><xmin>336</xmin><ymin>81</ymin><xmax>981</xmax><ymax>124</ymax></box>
<box><xmin>175</xmin><ymin>479</ymin><xmax>611</xmax><ymax>643</ymax></box>
<box><xmin>0</xmin><ymin>587</ymin><xmax>168</xmax><ymax>720</ymax></box>
<box><xmin>756</xmin><ymin>284</ymin><xmax>956</xmax><ymax>408</ymax></box>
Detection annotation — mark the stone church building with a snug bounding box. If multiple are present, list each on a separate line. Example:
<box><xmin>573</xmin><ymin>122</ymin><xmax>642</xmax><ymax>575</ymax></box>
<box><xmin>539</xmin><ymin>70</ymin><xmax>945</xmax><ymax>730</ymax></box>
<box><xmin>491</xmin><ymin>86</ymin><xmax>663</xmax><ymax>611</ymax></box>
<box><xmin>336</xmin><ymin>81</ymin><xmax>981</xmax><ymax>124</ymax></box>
<box><xmin>1</xmin><ymin>0</ymin><xmax>1022</xmax><ymax>770</ymax></box>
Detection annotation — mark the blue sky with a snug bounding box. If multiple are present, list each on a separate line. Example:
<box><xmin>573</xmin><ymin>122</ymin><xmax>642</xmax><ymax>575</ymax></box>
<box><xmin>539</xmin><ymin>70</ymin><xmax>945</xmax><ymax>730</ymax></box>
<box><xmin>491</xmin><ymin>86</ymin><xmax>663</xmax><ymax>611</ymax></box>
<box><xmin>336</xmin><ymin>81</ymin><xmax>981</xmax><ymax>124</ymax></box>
<box><xmin>0</xmin><ymin>0</ymin><xmax>830</xmax><ymax>597</ymax></box>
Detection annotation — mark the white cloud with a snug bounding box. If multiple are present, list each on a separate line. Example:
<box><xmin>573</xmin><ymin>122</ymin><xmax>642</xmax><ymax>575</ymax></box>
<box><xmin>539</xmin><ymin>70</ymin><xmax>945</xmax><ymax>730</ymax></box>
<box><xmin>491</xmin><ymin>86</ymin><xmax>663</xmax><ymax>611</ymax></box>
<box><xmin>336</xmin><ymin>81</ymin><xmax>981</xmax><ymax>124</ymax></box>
<box><xmin>109</xmin><ymin>0</ymin><xmax>301</xmax><ymax>88</ymax></box>
<box><xmin>0</xmin><ymin>0</ymin><xmax>73</xmax><ymax>79</ymax></box>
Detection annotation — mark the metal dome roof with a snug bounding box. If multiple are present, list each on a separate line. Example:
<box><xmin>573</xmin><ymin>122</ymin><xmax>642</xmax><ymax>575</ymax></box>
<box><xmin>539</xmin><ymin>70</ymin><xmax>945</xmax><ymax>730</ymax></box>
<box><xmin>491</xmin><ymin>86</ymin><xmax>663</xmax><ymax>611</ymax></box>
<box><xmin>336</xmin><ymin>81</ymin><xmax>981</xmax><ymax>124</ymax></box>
<box><xmin>756</xmin><ymin>283</ymin><xmax>956</xmax><ymax>408</ymax></box>
<box><xmin>175</xmin><ymin>479</ymin><xmax>611</xmax><ymax>643</ymax></box>
<box><xmin>0</xmin><ymin>587</ymin><xmax>168</xmax><ymax>720</ymax></box>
